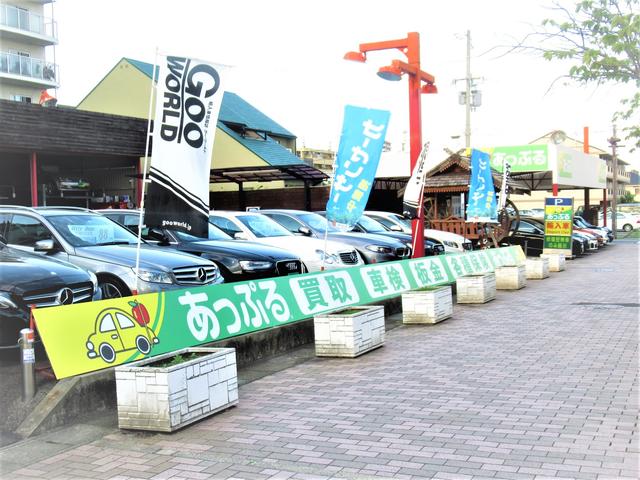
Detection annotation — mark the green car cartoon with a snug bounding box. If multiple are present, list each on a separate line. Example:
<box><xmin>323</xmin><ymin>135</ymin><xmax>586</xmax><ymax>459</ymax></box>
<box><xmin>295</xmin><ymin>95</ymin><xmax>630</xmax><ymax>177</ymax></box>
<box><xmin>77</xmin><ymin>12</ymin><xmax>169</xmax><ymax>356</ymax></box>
<box><xmin>86</xmin><ymin>306</ymin><xmax>158</xmax><ymax>363</ymax></box>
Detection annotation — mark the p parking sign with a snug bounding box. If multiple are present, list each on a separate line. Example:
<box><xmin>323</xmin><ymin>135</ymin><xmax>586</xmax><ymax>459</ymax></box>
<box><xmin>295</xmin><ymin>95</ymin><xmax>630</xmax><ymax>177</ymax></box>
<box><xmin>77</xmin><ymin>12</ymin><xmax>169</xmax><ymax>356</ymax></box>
<box><xmin>543</xmin><ymin>197</ymin><xmax>573</xmax><ymax>256</ymax></box>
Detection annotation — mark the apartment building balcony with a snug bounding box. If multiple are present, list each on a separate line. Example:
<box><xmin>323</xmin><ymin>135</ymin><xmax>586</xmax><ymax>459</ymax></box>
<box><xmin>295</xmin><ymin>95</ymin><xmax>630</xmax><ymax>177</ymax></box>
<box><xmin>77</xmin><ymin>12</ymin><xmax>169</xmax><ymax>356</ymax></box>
<box><xmin>0</xmin><ymin>51</ymin><xmax>58</xmax><ymax>88</ymax></box>
<box><xmin>607</xmin><ymin>171</ymin><xmax>631</xmax><ymax>184</ymax></box>
<box><xmin>0</xmin><ymin>3</ymin><xmax>57</xmax><ymax>45</ymax></box>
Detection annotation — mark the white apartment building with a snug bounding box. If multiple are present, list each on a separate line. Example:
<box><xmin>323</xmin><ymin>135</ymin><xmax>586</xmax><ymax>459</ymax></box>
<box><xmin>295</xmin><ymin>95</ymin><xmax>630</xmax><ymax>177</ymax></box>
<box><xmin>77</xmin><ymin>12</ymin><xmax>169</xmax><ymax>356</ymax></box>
<box><xmin>0</xmin><ymin>0</ymin><xmax>58</xmax><ymax>102</ymax></box>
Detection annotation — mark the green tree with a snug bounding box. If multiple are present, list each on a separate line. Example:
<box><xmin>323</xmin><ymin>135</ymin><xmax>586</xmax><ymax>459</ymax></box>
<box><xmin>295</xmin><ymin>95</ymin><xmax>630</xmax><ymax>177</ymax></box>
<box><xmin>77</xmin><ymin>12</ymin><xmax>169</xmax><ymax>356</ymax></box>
<box><xmin>516</xmin><ymin>1</ymin><xmax>640</xmax><ymax>149</ymax></box>
<box><xmin>618</xmin><ymin>190</ymin><xmax>636</xmax><ymax>203</ymax></box>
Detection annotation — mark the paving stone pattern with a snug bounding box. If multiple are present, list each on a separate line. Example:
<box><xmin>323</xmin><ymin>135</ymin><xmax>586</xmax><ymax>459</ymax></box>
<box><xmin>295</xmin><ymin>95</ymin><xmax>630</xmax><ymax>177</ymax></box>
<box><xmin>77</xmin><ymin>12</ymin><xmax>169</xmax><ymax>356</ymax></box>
<box><xmin>6</xmin><ymin>244</ymin><xmax>640</xmax><ymax>479</ymax></box>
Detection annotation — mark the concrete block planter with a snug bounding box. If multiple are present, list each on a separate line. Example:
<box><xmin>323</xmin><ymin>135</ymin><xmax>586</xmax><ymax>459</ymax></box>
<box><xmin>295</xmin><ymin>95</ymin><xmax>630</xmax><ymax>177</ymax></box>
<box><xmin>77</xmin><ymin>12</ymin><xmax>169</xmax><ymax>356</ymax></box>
<box><xmin>115</xmin><ymin>347</ymin><xmax>238</xmax><ymax>432</ymax></box>
<box><xmin>526</xmin><ymin>257</ymin><xmax>550</xmax><ymax>279</ymax></box>
<box><xmin>456</xmin><ymin>273</ymin><xmax>496</xmax><ymax>304</ymax></box>
<box><xmin>402</xmin><ymin>286</ymin><xmax>453</xmax><ymax>324</ymax></box>
<box><xmin>540</xmin><ymin>253</ymin><xmax>565</xmax><ymax>272</ymax></box>
<box><xmin>495</xmin><ymin>265</ymin><xmax>527</xmax><ymax>290</ymax></box>
<box><xmin>314</xmin><ymin>305</ymin><xmax>385</xmax><ymax>357</ymax></box>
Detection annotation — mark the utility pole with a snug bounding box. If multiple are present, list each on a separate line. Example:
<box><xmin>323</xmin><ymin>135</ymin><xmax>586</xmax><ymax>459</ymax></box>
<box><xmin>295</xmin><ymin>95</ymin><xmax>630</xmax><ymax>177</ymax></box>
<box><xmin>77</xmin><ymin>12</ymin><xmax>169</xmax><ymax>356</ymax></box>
<box><xmin>608</xmin><ymin>126</ymin><xmax>620</xmax><ymax>238</ymax></box>
<box><xmin>454</xmin><ymin>30</ymin><xmax>482</xmax><ymax>149</ymax></box>
<box><xmin>464</xmin><ymin>30</ymin><xmax>471</xmax><ymax>149</ymax></box>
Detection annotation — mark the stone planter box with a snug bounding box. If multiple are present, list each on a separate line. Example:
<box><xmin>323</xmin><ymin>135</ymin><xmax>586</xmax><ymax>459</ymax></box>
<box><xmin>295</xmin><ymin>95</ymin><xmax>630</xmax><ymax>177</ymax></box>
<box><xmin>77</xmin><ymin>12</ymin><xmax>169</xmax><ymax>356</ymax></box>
<box><xmin>456</xmin><ymin>273</ymin><xmax>496</xmax><ymax>304</ymax></box>
<box><xmin>314</xmin><ymin>305</ymin><xmax>385</xmax><ymax>357</ymax></box>
<box><xmin>526</xmin><ymin>258</ymin><xmax>550</xmax><ymax>279</ymax></box>
<box><xmin>116</xmin><ymin>347</ymin><xmax>238</xmax><ymax>432</ymax></box>
<box><xmin>540</xmin><ymin>253</ymin><xmax>565</xmax><ymax>272</ymax></box>
<box><xmin>495</xmin><ymin>265</ymin><xmax>527</xmax><ymax>290</ymax></box>
<box><xmin>402</xmin><ymin>286</ymin><xmax>453</xmax><ymax>324</ymax></box>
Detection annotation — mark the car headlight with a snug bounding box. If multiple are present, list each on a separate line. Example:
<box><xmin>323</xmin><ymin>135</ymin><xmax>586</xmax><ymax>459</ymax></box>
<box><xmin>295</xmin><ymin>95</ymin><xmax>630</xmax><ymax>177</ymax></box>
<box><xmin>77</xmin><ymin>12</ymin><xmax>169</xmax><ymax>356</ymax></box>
<box><xmin>315</xmin><ymin>249</ymin><xmax>337</xmax><ymax>264</ymax></box>
<box><xmin>86</xmin><ymin>341</ymin><xmax>94</xmax><ymax>351</ymax></box>
<box><xmin>443</xmin><ymin>240</ymin><xmax>458</xmax><ymax>248</ymax></box>
<box><xmin>239</xmin><ymin>260</ymin><xmax>274</xmax><ymax>271</ymax></box>
<box><xmin>136</xmin><ymin>269</ymin><xmax>173</xmax><ymax>284</ymax></box>
<box><xmin>365</xmin><ymin>245</ymin><xmax>393</xmax><ymax>254</ymax></box>
<box><xmin>0</xmin><ymin>292</ymin><xmax>18</xmax><ymax>310</ymax></box>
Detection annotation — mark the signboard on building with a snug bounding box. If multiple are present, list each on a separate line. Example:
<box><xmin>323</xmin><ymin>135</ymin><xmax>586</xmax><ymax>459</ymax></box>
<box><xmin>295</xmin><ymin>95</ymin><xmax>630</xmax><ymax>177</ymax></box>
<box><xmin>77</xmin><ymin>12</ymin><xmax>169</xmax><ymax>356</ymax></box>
<box><xmin>543</xmin><ymin>197</ymin><xmax>574</xmax><ymax>256</ymax></box>
<box><xmin>553</xmin><ymin>145</ymin><xmax>607</xmax><ymax>189</ymax></box>
<box><xmin>489</xmin><ymin>145</ymin><xmax>549</xmax><ymax>172</ymax></box>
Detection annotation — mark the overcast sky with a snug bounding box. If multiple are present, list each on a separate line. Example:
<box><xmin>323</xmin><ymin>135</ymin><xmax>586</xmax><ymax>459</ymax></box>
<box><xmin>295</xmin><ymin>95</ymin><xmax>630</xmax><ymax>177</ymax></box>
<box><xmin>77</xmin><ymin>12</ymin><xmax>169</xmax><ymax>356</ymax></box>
<box><xmin>50</xmin><ymin>0</ymin><xmax>638</xmax><ymax>169</ymax></box>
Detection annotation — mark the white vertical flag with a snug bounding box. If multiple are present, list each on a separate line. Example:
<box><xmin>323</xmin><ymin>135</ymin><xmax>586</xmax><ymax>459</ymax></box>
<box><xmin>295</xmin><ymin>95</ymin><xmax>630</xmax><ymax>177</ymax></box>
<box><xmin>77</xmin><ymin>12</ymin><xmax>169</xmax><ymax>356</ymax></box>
<box><xmin>145</xmin><ymin>55</ymin><xmax>225</xmax><ymax>237</ymax></box>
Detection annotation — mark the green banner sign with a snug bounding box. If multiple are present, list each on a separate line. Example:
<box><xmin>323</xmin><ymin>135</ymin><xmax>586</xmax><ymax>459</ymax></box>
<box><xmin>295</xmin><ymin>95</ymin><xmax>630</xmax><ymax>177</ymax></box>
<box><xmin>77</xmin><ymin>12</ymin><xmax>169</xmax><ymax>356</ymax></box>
<box><xmin>489</xmin><ymin>145</ymin><xmax>549</xmax><ymax>172</ymax></box>
<box><xmin>35</xmin><ymin>247</ymin><xmax>524</xmax><ymax>379</ymax></box>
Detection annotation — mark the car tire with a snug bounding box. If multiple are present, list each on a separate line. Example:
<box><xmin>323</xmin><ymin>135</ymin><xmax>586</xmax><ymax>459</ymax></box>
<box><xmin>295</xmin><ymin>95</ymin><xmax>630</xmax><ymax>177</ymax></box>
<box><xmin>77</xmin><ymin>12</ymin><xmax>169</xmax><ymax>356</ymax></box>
<box><xmin>98</xmin><ymin>276</ymin><xmax>131</xmax><ymax>299</ymax></box>
<box><xmin>135</xmin><ymin>335</ymin><xmax>151</xmax><ymax>355</ymax></box>
<box><xmin>623</xmin><ymin>224</ymin><xmax>633</xmax><ymax>232</ymax></box>
<box><xmin>99</xmin><ymin>343</ymin><xmax>116</xmax><ymax>363</ymax></box>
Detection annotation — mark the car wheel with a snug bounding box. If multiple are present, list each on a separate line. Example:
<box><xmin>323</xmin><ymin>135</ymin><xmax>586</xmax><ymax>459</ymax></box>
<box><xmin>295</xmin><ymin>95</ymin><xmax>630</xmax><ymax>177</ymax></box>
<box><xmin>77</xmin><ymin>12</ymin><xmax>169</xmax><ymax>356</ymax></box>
<box><xmin>135</xmin><ymin>335</ymin><xmax>151</xmax><ymax>355</ymax></box>
<box><xmin>99</xmin><ymin>276</ymin><xmax>131</xmax><ymax>299</ymax></box>
<box><xmin>99</xmin><ymin>343</ymin><xmax>116</xmax><ymax>363</ymax></box>
<box><xmin>623</xmin><ymin>224</ymin><xmax>632</xmax><ymax>232</ymax></box>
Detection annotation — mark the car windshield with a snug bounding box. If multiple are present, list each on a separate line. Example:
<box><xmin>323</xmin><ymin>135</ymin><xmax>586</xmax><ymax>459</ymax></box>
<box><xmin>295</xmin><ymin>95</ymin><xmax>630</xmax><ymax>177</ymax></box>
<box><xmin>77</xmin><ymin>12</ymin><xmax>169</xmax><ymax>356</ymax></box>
<box><xmin>297</xmin><ymin>213</ymin><xmax>340</xmax><ymax>234</ymax></box>
<box><xmin>390</xmin><ymin>214</ymin><xmax>412</xmax><ymax>228</ymax></box>
<box><xmin>46</xmin><ymin>214</ymin><xmax>139</xmax><ymax>247</ymax></box>
<box><xmin>358</xmin><ymin>215</ymin><xmax>388</xmax><ymax>233</ymax></box>
<box><xmin>237</xmin><ymin>215</ymin><xmax>292</xmax><ymax>238</ymax></box>
<box><xmin>575</xmin><ymin>217</ymin><xmax>592</xmax><ymax>228</ymax></box>
<box><xmin>174</xmin><ymin>224</ymin><xmax>232</xmax><ymax>242</ymax></box>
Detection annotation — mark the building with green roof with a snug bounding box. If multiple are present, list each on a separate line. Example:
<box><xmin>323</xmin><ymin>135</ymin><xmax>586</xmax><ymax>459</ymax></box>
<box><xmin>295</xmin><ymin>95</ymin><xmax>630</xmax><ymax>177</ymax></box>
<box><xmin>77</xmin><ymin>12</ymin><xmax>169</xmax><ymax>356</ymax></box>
<box><xmin>76</xmin><ymin>57</ymin><xmax>311</xmax><ymax>192</ymax></box>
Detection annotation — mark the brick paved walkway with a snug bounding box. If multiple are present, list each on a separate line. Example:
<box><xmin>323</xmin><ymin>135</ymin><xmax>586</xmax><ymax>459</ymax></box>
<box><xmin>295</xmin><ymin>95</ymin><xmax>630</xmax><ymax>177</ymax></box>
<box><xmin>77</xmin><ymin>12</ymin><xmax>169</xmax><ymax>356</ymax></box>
<box><xmin>3</xmin><ymin>244</ymin><xmax>639</xmax><ymax>479</ymax></box>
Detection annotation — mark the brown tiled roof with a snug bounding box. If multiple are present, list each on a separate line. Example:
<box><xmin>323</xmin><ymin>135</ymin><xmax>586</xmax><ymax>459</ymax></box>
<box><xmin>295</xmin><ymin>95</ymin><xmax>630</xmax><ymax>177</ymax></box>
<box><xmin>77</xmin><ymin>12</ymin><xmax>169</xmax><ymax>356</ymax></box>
<box><xmin>424</xmin><ymin>153</ymin><xmax>530</xmax><ymax>194</ymax></box>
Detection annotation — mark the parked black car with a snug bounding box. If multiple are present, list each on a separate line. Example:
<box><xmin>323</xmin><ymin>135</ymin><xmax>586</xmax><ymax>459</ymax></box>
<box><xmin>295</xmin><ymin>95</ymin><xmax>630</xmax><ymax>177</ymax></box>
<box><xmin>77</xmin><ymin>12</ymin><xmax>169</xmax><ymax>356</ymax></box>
<box><xmin>99</xmin><ymin>210</ymin><xmax>304</xmax><ymax>282</ymax></box>
<box><xmin>315</xmin><ymin>211</ymin><xmax>445</xmax><ymax>256</ymax></box>
<box><xmin>0</xmin><ymin>237</ymin><xmax>99</xmax><ymax>349</ymax></box>
<box><xmin>503</xmin><ymin>217</ymin><xmax>586</xmax><ymax>257</ymax></box>
<box><xmin>262</xmin><ymin>209</ymin><xmax>411</xmax><ymax>263</ymax></box>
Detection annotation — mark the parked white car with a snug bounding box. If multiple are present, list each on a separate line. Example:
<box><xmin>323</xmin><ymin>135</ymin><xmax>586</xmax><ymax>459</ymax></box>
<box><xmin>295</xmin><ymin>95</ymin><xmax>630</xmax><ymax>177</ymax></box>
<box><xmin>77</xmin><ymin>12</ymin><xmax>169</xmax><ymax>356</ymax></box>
<box><xmin>598</xmin><ymin>211</ymin><xmax>639</xmax><ymax>232</ymax></box>
<box><xmin>365</xmin><ymin>211</ymin><xmax>472</xmax><ymax>253</ymax></box>
<box><xmin>209</xmin><ymin>211</ymin><xmax>364</xmax><ymax>272</ymax></box>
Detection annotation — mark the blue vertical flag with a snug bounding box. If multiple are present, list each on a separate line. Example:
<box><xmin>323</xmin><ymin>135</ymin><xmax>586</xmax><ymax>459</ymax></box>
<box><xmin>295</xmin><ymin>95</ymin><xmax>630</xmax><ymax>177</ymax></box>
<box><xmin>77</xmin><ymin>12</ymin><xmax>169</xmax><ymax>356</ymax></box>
<box><xmin>466</xmin><ymin>149</ymin><xmax>498</xmax><ymax>222</ymax></box>
<box><xmin>326</xmin><ymin>105</ymin><xmax>390</xmax><ymax>228</ymax></box>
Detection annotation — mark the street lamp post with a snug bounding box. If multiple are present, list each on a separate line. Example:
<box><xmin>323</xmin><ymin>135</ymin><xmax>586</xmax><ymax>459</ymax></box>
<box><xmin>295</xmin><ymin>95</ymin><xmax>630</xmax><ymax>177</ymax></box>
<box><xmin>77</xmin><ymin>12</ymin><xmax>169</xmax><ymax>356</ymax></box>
<box><xmin>344</xmin><ymin>32</ymin><xmax>437</xmax><ymax>258</ymax></box>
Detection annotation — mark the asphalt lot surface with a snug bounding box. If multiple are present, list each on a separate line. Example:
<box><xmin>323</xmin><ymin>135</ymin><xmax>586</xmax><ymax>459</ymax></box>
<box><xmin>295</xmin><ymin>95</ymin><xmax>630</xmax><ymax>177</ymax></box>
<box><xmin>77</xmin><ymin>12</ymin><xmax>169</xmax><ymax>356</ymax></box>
<box><xmin>1</xmin><ymin>241</ymin><xmax>638</xmax><ymax>479</ymax></box>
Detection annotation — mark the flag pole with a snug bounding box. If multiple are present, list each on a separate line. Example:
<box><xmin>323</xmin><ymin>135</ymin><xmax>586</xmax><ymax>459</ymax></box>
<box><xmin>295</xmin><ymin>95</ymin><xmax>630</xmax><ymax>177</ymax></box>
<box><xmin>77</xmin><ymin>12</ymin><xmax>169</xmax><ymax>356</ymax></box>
<box><xmin>134</xmin><ymin>48</ymin><xmax>159</xmax><ymax>295</ymax></box>
<box><xmin>322</xmin><ymin>142</ymin><xmax>341</xmax><ymax>272</ymax></box>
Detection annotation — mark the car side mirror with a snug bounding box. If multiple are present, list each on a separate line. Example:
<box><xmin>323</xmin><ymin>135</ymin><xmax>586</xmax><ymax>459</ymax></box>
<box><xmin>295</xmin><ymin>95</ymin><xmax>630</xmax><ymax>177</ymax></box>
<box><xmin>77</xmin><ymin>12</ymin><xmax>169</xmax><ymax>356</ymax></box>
<box><xmin>233</xmin><ymin>232</ymin><xmax>249</xmax><ymax>240</ymax></box>
<box><xmin>389</xmin><ymin>225</ymin><xmax>403</xmax><ymax>232</ymax></box>
<box><xmin>148</xmin><ymin>228</ymin><xmax>170</xmax><ymax>245</ymax></box>
<box><xmin>34</xmin><ymin>239</ymin><xmax>55</xmax><ymax>252</ymax></box>
<box><xmin>298</xmin><ymin>226</ymin><xmax>312</xmax><ymax>236</ymax></box>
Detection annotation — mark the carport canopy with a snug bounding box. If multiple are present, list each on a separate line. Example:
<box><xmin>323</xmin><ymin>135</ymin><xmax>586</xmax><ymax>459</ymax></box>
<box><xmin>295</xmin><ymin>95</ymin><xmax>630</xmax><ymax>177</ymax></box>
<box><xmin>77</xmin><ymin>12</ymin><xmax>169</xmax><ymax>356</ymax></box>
<box><xmin>209</xmin><ymin>163</ymin><xmax>328</xmax><ymax>211</ymax></box>
<box><xmin>209</xmin><ymin>164</ymin><xmax>328</xmax><ymax>185</ymax></box>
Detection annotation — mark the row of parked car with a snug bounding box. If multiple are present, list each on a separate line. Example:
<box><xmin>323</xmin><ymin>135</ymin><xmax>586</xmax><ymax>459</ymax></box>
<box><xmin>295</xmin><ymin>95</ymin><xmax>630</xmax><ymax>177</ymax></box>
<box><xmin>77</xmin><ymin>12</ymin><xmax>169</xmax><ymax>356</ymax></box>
<box><xmin>0</xmin><ymin>205</ymin><xmax>474</xmax><ymax>349</ymax></box>
<box><xmin>1</xmin><ymin>202</ymin><xmax>616</xmax><ymax>349</ymax></box>
<box><xmin>504</xmin><ymin>215</ymin><xmax>614</xmax><ymax>257</ymax></box>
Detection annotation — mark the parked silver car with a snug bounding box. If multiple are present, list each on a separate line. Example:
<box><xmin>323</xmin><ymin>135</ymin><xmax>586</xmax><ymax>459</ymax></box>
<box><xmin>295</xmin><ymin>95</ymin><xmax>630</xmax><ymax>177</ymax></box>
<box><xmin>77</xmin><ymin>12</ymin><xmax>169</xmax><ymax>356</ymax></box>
<box><xmin>0</xmin><ymin>206</ymin><xmax>223</xmax><ymax>298</ymax></box>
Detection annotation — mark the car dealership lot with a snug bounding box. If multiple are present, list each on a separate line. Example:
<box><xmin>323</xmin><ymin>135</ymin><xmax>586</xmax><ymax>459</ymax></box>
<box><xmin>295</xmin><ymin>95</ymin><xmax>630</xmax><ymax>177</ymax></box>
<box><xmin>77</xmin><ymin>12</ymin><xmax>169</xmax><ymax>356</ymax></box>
<box><xmin>1</xmin><ymin>240</ymin><xmax>637</xmax><ymax>479</ymax></box>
